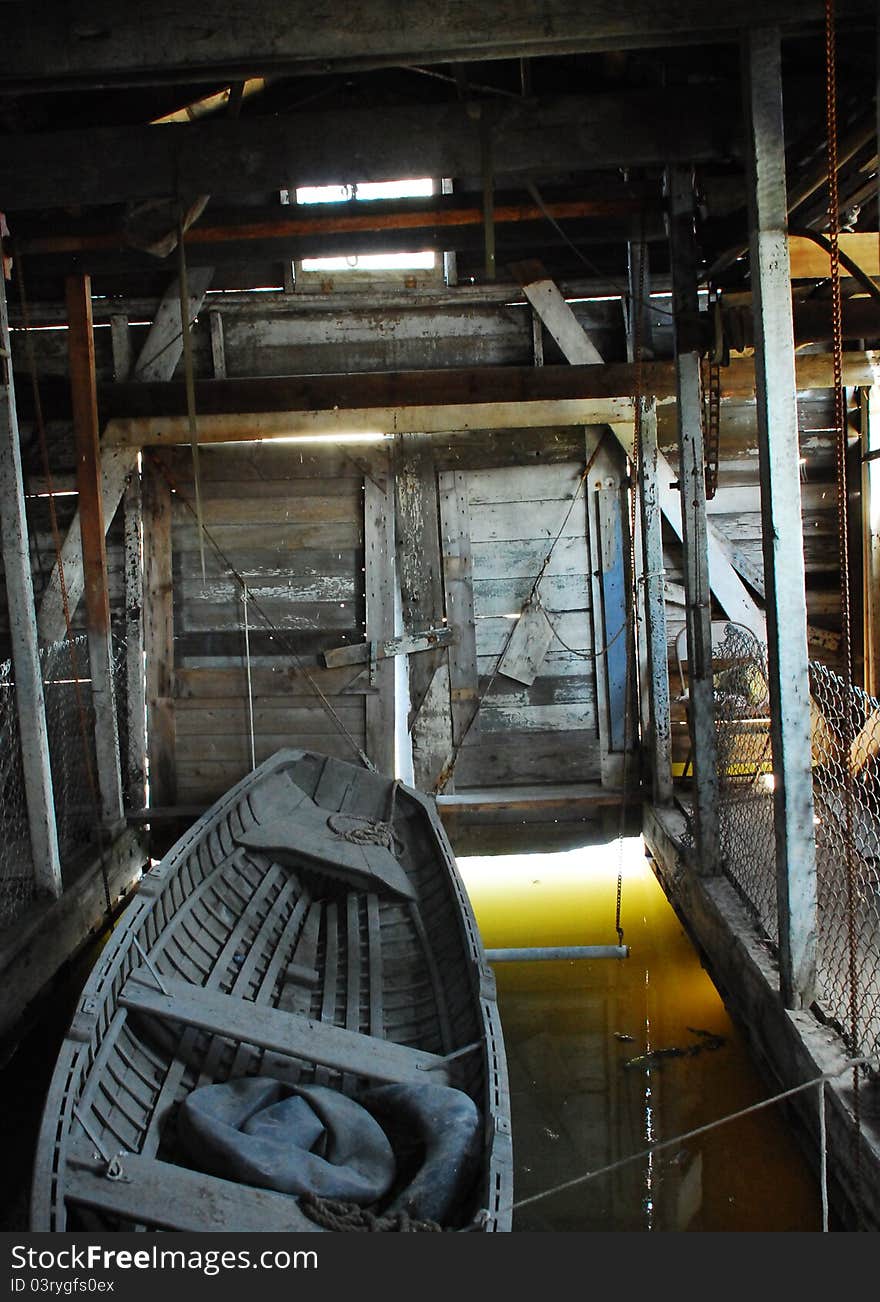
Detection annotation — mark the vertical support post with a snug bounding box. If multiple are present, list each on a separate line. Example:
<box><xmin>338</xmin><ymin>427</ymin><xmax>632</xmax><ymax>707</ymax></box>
<box><xmin>364</xmin><ymin>466</ymin><xmax>396</xmax><ymax>777</ymax></box>
<box><xmin>861</xmin><ymin>386</ymin><xmax>880</xmax><ymax>699</ymax></box>
<box><xmin>667</xmin><ymin>165</ymin><xmax>719</xmax><ymax>872</ymax></box>
<box><xmin>438</xmin><ymin>470</ymin><xmax>480</xmax><ymax>760</ymax></box>
<box><xmin>626</xmin><ymin>241</ymin><xmax>654</xmax><ymax>363</ymax></box>
<box><xmin>744</xmin><ymin>26</ymin><xmax>817</xmax><ymax>1008</ymax></box>
<box><xmin>209</xmin><ymin>311</ymin><xmax>227</xmax><ymax>379</ymax></box>
<box><xmin>123</xmin><ymin>459</ymin><xmax>146</xmax><ymax>811</ymax></box>
<box><xmin>65</xmin><ymin>274</ymin><xmax>124</xmax><ymax>830</ymax></box>
<box><xmin>393</xmin><ymin>434</ymin><xmax>452</xmax><ymax>791</ymax></box>
<box><xmin>142</xmin><ymin>457</ymin><xmax>176</xmax><ymax>808</ymax></box>
<box><xmin>585</xmin><ymin>430</ymin><xmax>625</xmax><ymax>788</ymax></box>
<box><xmin>0</xmin><ymin>272</ymin><xmax>62</xmax><ymax>897</ymax></box>
<box><xmin>596</xmin><ymin>484</ymin><xmax>629</xmax><ymax>753</ymax></box>
<box><xmin>638</xmin><ymin>397</ymin><xmax>673</xmax><ymax>804</ymax></box>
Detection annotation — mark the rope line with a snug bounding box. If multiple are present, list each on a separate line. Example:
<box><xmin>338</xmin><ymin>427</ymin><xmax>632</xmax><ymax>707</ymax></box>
<box><xmin>512</xmin><ymin>1056</ymin><xmax>875</xmax><ymax>1220</ymax></box>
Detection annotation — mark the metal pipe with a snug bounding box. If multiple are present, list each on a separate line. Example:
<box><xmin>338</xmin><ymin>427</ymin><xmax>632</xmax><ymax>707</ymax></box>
<box><xmin>485</xmin><ymin>945</ymin><xmax>629</xmax><ymax>962</ymax></box>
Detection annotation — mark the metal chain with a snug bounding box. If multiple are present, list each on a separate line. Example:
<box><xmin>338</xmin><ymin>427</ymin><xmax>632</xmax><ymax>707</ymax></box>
<box><xmin>614</xmin><ymin>228</ymin><xmax>649</xmax><ymax>947</ymax></box>
<box><xmin>702</xmin><ymin>287</ymin><xmax>722</xmax><ymax>501</ymax></box>
<box><xmin>824</xmin><ymin>0</ymin><xmax>862</xmax><ymax>1215</ymax></box>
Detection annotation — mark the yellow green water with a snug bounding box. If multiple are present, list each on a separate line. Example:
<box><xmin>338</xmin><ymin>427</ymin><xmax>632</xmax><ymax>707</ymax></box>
<box><xmin>457</xmin><ymin>838</ymin><xmax>823</xmax><ymax>1232</ymax></box>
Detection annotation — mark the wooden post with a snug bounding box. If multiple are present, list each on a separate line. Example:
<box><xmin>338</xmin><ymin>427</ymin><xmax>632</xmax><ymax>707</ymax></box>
<box><xmin>438</xmin><ymin>471</ymin><xmax>480</xmax><ymax>760</ymax></box>
<box><xmin>744</xmin><ymin>26</ymin><xmax>817</xmax><ymax>1007</ymax></box>
<box><xmin>65</xmin><ymin>274</ymin><xmax>125</xmax><ymax>830</ymax></box>
<box><xmin>861</xmin><ymin>385</ymin><xmax>880</xmax><ymax>698</ymax></box>
<box><xmin>123</xmin><ymin>460</ymin><xmax>147</xmax><ymax>810</ymax></box>
<box><xmin>393</xmin><ymin>434</ymin><xmax>452</xmax><ymax>790</ymax></box>
<box><xmin>637</xmin><ymin>398</ymin><xmax>673</xmax><ymax>804</ymax></box>
<box><xmin>142</xmin><ymin>457</ymin><xmax>177</xmax><ymax>808</ymax></box>
<box><xmin>38</xmin><ymin>267</ymin><xmax>215</xmax><ymax>645</ymax></box>
<box><xmin>667</xmin><ymin>166</ymin><xmax>720</xmax><ymax>872</ymax></box>
<box><xmin>364</xmin><ymin>467</ymin><xmax>396</xmax><ymax>777</ymax></box>
<box><xmin>0</xmin><ymin>272</ymin><xmax>62</xmax><ymax>897</ymax></box>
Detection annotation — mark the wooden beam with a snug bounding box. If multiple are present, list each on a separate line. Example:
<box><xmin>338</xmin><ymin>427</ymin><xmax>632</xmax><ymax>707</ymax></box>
<box><xmin>37</xmin><ymin>267</ymin><xmax>215</xmax><ymax>645</ymax></box>
<box><xmin>393</xmin><ymin>436</ymin><xmax>454</xmax><ymax>793</ymax></box>
<box><xmin>637</xmin><ymin>398</ymin><xmax>673</xmax><ymax>803</ymax></box>
<box><xmin>65</xmin><ymin>273</ymin><xmax>124</xmax><ymax>829</ymax></box>
<box><xmin>0</xmin><ymin>273</ymin><xmax>62</xmax><ymax>899</ymax></box>
<box><xmin>788</xmin><ymin>231</ymin><xmax>880</xmax><ymax>279</ymax></box>
<box><xmin>861</xmin><ymin>384</ymin><xmax>880</xmax><ymax>697</ymax></box>
<box><xmin>438</xmin><ymin>471</ymin><xmax>480</xmax><ymax>759</ymax></box>
<box><xmin>744</xmin><ymin>26</ymin><xmax>817</xmax><ymax>1009</ymax></box>
<box><xmin>0</xmin><ymin>2</ymin><xmax>869</xmax><ymax>90</ymax></box>
<box><xmin>364</xmin><ymin>472</ymin><xmax>396</xmax><ymax>776</ymax></box>
<box><xmin>123</xmin><ymin>462</ymin><xmax>146</xmax><ymax>811</ymax></box>
<box><xmin>509</xmin><ymin>259</ymin><xmax>765</xmax><ymax>639</ymax></box>
<box><xmin>142</xmin><ymin>457</ymin><xmax>176</xmax><ymax>808</ymax></box>
<box><xmin>0</xmin><ymin>88</ymin><xmax>740</xmax><ymax>213</ymax></box>
<box><xmin>97</xmin><ymin>352</ymin><xmax>880</xmax><ymax>440</ymax></box>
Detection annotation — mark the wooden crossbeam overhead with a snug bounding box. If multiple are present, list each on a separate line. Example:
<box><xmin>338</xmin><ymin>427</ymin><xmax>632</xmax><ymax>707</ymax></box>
<box><xmin>97</xmin><ymin>351</ymin><xmax>880</xmax><ymax>449</ymax></box>
<box><xmin>0</xmin><ymin>2</ymin><xmax>872</xmax><ymax>90</ymax></box>
<box><xmin>0</xmin><ymin>91</ymin><xmax>737</xmax><ymax>213</ymax></box>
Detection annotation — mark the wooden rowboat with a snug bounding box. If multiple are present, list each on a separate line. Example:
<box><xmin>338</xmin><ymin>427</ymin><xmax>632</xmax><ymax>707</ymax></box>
<box><xmin>31</xmin><ymin>749</ymin><xmax>513</xmax><ymax>1233</ymax></box>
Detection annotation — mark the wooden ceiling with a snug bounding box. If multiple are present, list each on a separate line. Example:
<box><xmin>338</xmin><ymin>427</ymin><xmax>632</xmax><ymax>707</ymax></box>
<box><xmin>1</xmin><ymin>1</ymin><xmax>876</xmax><ymax>303</ymax></box>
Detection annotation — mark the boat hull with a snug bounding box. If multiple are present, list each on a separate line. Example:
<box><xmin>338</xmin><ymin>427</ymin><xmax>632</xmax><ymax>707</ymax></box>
<box><xmin>30</xmin><ymin>750</ymin><xmax>513</xmax><ymax>1232</ymax></box>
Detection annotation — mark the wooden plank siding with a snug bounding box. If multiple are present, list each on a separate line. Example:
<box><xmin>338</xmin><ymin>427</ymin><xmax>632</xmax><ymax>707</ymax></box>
<box><xmin>157</xmin><ymin>442</ymin><xmax>376</xmax><ymax>806</ymax></box>
<box><xmin>450</xmin><ymin>458</ymin><xmax>600</xmax><ymax>788</ymax></box>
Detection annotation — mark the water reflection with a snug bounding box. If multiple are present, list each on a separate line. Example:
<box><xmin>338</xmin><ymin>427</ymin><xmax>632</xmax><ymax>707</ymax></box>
<box><xmin>458</xmin><ymin>837</ymin><xmax>822</xmax><ymax>1232</ymax></box>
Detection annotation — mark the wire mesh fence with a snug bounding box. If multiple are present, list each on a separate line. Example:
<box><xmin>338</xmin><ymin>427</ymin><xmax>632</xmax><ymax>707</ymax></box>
<box><xmin>0</xmin><ymin>632</ymin><xmax>135</xmax><ymax>933</ymax></box>
<box><xmin>809</xmin><ymin>663</ymin><xmax>880</xmax><ymax>1074</ymax></box>
<box><xmin>41</xmin><ymin>633</ymin><xmax>101</xmax><ymax>870</ymax></box>
<box><xmin>712</xmin><ymin>623</ymin><xmax>777</xmax><ymax>945</ymax></box>
<box><xmin>0</xmin><ymin>653</ymin><xmax>36</xmax><ymax>929</ymax></box>
<box><xmin>711</xmin><ymin>627</ymin><xmax>880</xmax><ymax>1077</ymax></box>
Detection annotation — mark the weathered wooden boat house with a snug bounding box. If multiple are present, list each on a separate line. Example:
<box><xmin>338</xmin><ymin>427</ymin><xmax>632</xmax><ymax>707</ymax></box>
<box><xmin>0</xmin><ymin>0</ymin><xmax>878</xmax><ymax>1231</ymax></box>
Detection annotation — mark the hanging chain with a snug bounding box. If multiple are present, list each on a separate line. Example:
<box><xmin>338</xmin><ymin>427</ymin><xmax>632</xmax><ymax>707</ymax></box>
<box><xmin>824</xmin><ymin>0</ymin><xmax>863</xmax><ymax>1216</ymax></box>
<box><xmin>702</xmin><ymin>286</ymin><xmax>722</xmax><ymax>501</ymax></box>
<box><xmin>614</xmin><ymin>226</ymin><xmax>650</xmax><ymax>947</ymax></box>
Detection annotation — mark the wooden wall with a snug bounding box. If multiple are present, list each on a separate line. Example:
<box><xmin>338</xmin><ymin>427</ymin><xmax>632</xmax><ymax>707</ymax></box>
<box><xmin>144</xmin><ymin>441</ymin><xmax>390</xmax><ymax>807</ymax></box>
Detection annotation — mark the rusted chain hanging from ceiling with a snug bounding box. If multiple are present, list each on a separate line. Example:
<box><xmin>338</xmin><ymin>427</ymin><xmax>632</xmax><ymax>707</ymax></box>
<box><xmin>824</xmin><ymin>0</ymin><xmax>864</xmax><ymax>1220</ymax></box>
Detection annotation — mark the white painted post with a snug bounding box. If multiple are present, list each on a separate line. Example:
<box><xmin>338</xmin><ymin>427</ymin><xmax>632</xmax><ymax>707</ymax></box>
<box><xmin>0</xmin><ymin>273</ymin><xmax>62</xmax><ymax>898</ymax></box>
<box><xmin>744</xmin><ymin>26</ymin><xmax>817</xmax><ymax>1008</ymax></box>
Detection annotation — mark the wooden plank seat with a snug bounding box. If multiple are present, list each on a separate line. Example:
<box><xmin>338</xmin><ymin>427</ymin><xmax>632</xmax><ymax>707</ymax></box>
<box><xmin>120</xmin><ymin>968</ymin><xmax>451</xmax><ymax>1085</ymax></box>
<box><xmin>65</xmin><ymin>1139</ymin><xmax>325</xmax><ymax>1233</ymax></box>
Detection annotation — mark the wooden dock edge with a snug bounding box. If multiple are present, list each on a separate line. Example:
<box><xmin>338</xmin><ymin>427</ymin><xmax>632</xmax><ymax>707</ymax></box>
<box><xmin>0</xmin><ymin>828</ymin><xmax>147</xmax><ymax>1043</ymax></box>
<box><xmin>643</xmin><ymin>801</ymin><xmax>880</xmax><ymax>1233</ymax></box>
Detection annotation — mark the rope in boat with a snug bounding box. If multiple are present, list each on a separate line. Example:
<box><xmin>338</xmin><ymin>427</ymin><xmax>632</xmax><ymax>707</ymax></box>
<box><xmin>512</xmin><ymin>1055</ymin><xmax>876</xmax><ymax>1230</ymax></box>
<box><xmin>145</xmin><ymin>452</ymin><xmax>378</xmax><ymax>773</ymax></box>
<box><xmin>298</xmin><ymin>1193</ymin><xmax>444</xmax><ymax>1233</ymax></box>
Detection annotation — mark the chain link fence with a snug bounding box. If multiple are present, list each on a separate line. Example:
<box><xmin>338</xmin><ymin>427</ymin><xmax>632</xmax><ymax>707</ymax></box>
<box><xmin>0</xmin><ymin>654</ymin><xmax>36</xmax><ymax>929</ymax></box>
<box><xmin>712</xmin><ymin>623</ymin><xmax>777</xmax><ymax>945</ymax></box>
<box><xmin>809</xmin><ymin>663</ymin><xmax>880</xmax><ymax>1072</ymax></box>
<box><xmin>0</xmin><ymin>632</ymin><xmax>134</xmax><ymax>932</ymax></box>
<box><xmin>711</xmin><ymin>626</ymin><xmax>880</xmax><ymax>1076</ymax></box>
